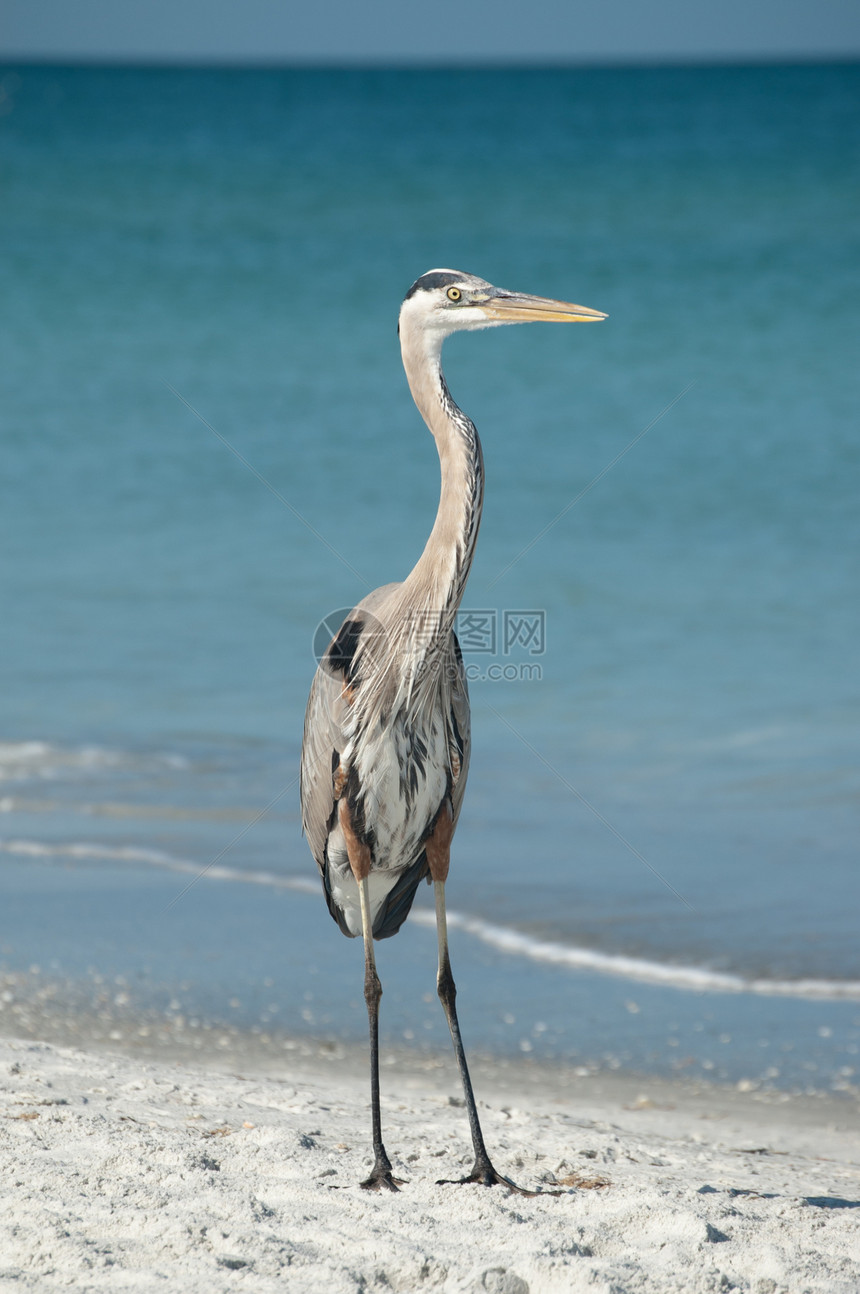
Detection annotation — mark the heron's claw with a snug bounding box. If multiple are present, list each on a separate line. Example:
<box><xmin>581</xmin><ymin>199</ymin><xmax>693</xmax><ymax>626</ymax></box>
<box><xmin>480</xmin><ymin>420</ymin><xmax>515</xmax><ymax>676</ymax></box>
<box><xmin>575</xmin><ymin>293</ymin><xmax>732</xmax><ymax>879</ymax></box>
<box><xmin>436</xmin><ymin>1159</ymin><xmax>537</xmax><ymax>1196</ymax></box>
<box><xmin>360</xmin><ymin>1166</ymin><xmax>406</xmax><ymax>1192</ymax></box>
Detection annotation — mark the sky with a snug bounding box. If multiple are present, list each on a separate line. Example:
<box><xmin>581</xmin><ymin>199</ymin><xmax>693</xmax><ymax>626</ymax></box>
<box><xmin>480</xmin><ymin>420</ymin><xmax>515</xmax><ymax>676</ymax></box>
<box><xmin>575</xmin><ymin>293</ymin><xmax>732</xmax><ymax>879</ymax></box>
<box><xmin>3</xmin><ymin>0</ymin><xmax>860</xmax><ymax>63</ymax></box>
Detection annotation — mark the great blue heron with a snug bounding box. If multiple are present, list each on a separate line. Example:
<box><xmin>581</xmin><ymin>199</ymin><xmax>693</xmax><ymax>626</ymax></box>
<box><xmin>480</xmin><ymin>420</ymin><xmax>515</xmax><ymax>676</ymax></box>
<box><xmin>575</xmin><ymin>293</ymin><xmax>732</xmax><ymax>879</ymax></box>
<box><xmin>301</xmin><ymin>269</ymin><xmax>605</xmax><ymax>1192</ymax></box>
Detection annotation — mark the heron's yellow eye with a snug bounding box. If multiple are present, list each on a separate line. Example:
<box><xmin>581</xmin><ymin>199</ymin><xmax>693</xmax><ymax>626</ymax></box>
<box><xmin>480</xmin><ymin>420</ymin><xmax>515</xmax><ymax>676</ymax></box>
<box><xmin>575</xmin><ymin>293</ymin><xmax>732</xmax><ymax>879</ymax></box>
<box><xmin>447</xmin><ymin>287</ymin><xmax>461</xmax><ymax>301</ymax></box>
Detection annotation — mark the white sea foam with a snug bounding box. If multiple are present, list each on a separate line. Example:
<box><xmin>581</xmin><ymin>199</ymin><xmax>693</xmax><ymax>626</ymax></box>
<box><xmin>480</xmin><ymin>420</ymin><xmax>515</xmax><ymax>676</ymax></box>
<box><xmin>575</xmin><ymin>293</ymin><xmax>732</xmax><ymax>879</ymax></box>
<box><xmin>3</xmin><ymin>837</ymin><xmax>859</xmax><ymax>1002</ymax></box>
<box><xmin>409</xmin><ymin>910</ymin><xmax>860</xmax><ymax>1001</ymax></box>
<box><xmin>0</xmin><ymin>838</ymin><xmax>319</xmax><ymax>896</ymax></box>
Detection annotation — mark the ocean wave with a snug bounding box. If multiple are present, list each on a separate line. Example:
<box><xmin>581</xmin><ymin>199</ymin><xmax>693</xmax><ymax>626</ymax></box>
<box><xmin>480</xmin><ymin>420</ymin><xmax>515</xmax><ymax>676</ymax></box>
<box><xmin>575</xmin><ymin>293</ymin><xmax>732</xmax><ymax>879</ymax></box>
<box><xmin>0</xmin><ymin>838</ymin><xmax>319</xmax><ymax>896</ymax></box>
<box><xmin>410</xmin><ymin>910</ymin><xmax>860</xmax><ymax>1001</ymax></box>
<box><xmin>0</xmin><ymin>796</ymin><xmax>275</xmax><ymax>823</ymax></box>
<box><xmin>2</xmin><ymin>837</ymin><xmax>859</xmax><ymax>1003</ymax></box>
<box><xmin>0</xmin><ymin>741</ymin><xmax>188</xmax><ymax>783</ymax></box>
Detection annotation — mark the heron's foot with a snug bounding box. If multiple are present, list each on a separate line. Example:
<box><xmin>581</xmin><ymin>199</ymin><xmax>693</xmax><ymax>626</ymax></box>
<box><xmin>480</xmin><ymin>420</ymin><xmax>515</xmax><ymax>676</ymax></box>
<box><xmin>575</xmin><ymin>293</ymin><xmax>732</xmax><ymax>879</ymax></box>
<box><xmin>436</xmin><ymin>1157</ymin><xmax>537</xmax><ymax>1197</ymax></box>
<box><xmin>360</xmin><ymin>1168</ymin><xmax>405</xmax><ymax>1191</ymax></box>
<box><xmin>360</xmin><ymin>1154</ymin><xmax>406</xmax><ymax>1192</ymax></box>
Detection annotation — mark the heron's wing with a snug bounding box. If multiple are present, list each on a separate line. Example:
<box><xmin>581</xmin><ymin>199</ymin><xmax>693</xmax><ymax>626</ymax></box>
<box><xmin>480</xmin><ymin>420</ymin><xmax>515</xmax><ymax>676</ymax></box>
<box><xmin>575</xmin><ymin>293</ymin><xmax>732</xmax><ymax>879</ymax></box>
<box><xmin>448</xmin><ymin>631</ymin><xmax>472</xmax><ymax>826</ymax></box>
<box><xmin>302</xmin><ymin>607</ymin><xmax>471</xmax><ymax>895</ymax></box>
<box><xmin>300</xmin><ymin>663</ymin><xmax>348</xmax><ymax>874</ymax></box>
<box><xmin>300</xmin><ymin>590</ymin><xmax>401</xmax><ymax>872</ymax></box>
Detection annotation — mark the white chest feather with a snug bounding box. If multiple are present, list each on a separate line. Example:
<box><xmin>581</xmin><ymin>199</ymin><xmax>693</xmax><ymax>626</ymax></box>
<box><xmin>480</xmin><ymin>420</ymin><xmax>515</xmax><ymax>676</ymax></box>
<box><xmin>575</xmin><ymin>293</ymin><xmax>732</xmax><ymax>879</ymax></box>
<box><xmin>354</xmin><ymin>712</ymin><xmax>450</xmax><ymax>864</ymax></box>
<box><xmin>325</xmin><ymin>710</ymin><xmax>451</xmax><ymax>935</ymax></box>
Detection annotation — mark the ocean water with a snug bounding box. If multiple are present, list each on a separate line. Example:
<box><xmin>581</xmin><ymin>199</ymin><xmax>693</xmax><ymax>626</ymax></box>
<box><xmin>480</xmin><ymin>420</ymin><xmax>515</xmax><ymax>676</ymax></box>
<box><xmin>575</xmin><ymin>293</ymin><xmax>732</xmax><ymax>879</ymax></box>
<box><xmin>1</xmin><ymin>63</ymin><xmax>859</xmax><ymax>1094</ymax></box>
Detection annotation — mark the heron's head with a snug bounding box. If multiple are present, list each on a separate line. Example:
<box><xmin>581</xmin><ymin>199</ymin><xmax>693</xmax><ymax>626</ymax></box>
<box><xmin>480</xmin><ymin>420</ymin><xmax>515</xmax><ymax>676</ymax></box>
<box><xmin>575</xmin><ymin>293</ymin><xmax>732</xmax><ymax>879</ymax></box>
<box><xmin>398</xmin><ymin>269</ymin><xmax>606</xmax><ymax>343</ymax></box>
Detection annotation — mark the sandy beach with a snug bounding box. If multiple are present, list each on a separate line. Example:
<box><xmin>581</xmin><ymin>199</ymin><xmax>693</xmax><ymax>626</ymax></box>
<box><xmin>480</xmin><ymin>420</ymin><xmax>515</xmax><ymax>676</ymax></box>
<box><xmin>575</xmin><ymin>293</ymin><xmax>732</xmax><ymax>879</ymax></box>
<box><xmin>1</xmin><ymin>1034</ymin><xmax>858</xmax><ymax>1293</ymax></box>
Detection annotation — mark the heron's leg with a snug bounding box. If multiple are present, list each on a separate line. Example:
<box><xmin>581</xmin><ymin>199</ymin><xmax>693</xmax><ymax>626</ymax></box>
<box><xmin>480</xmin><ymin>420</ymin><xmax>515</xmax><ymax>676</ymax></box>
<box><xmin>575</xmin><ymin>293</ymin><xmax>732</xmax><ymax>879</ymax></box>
<box><xmin>356</xmin><ymin>875</ymin><xmax>403</xmax><ymax>1191</ymax></box>
<box><xmin>339</xmin><ymin>798</ymin><xmax>403</xmax><ymax>1192</ymax></box>
<box><xmin>427</xmin><ymin>808</ymin><xmax>533</xmax><ymax>1195</ymax></box>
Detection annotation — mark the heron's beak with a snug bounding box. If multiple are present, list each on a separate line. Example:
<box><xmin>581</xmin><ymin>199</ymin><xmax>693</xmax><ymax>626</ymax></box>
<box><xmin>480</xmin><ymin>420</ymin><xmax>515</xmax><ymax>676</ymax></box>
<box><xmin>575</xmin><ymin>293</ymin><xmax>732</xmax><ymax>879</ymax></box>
<box><xmin>479</xmin><ymin>292</ymin><xmax>607</xmax><ymax>324</ymax></box>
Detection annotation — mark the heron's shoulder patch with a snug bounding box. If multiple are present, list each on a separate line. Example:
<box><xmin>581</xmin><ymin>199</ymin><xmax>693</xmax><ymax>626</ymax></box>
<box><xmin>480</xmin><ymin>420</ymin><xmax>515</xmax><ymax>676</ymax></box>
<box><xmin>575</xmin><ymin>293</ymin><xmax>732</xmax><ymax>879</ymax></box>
<box><xmin>325</xmin><ymin>617</ymin><xmax>363</xmax><ymax>678</ymax></box>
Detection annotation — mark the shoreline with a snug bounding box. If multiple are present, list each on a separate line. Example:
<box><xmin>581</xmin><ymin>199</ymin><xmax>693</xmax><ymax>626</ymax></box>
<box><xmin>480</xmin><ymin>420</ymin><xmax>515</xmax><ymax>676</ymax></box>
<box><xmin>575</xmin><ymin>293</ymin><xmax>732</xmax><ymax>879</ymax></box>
<box><xmin>3</xmin><ymin>968</ymin><xmax>860</xmax><ymax>1115</ymax></box>
<box><xmin>1</xmin><ymin>1031</ymin><xmax>858</xmax><ymax>1292</ymax></box>
<box><xmin>2</xmin><ymin>959</ymin><xmax>859</xmax><ymax>1114</ymax></box>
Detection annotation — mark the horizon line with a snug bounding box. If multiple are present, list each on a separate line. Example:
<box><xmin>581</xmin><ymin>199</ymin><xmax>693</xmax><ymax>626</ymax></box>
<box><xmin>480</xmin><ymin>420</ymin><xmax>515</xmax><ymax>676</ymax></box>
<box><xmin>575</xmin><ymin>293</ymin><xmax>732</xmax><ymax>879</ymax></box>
<box><xmin>1</xmin><ymin>53</ymin><xmax>859</xmax><ymax>71</ymax></box>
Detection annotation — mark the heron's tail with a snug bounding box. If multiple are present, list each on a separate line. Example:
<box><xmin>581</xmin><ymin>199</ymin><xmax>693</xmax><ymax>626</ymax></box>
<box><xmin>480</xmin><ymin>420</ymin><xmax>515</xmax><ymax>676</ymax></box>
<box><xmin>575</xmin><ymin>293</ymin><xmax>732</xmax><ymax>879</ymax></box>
<box><xmin>320</xmin><ymin>851</ymin><xmax>430</xmax><ymax>940</ymax></box>
<box><xmin>371</xmin><ymin>851</ymin><xmax>430</xmax><ymax>940</ymax></box>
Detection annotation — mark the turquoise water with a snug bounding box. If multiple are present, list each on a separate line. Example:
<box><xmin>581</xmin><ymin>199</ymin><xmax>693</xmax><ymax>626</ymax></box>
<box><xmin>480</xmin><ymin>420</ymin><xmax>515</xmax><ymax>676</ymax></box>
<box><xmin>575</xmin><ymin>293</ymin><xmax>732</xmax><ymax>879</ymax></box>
<box><xmin>1</xmin><ymin>64</ymin><xmax>859</xmax><ymax>1091</ymax></box>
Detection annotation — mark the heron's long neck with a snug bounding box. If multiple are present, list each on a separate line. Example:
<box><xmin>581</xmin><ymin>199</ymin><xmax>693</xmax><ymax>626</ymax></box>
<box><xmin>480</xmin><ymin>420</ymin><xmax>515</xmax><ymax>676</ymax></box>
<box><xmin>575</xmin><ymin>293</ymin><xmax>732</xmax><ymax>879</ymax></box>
<box><xmin>399</xmin><ymin>332</ymin><xmax>484</xmax><ymax>646</ymax></box>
